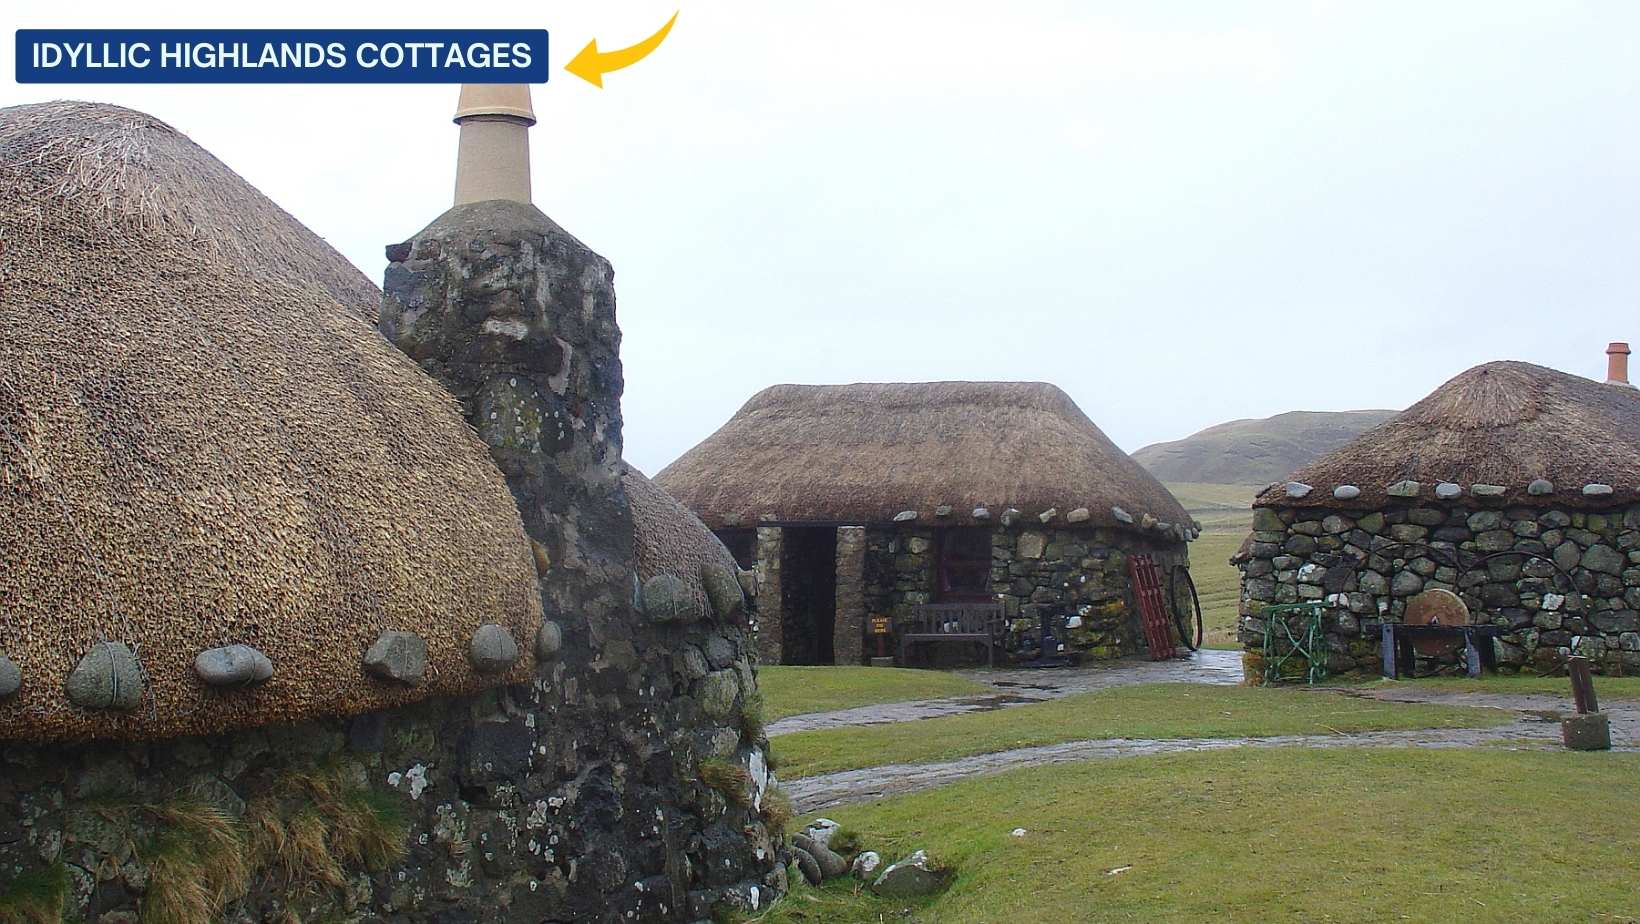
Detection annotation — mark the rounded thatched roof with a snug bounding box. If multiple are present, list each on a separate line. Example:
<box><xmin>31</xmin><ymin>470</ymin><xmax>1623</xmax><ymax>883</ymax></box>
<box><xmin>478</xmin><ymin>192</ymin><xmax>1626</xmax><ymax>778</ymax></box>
<box><xmin>0</xmin><ymin>101</ymin><xmax>542</xmax><ymax>741</ymax></box>
<box><xmin>655</xmin><ymin>381</ymin><xmax>1191</xmax><ymax>538</ymax></box>
<box><xmin>624</xmin><ymin>464</ymin><xmax>741</xmax><ymax>610</ymax></box>
<box><xmin>1256</xmin><ymin>361</ymin><xmax>1640</xmax><ymax>511</ymax></box>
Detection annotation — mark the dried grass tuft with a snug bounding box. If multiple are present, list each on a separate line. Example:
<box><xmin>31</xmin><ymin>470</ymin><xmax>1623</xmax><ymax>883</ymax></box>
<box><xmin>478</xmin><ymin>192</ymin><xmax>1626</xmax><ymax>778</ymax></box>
<box><xmin>758</xmin><ymin>784</ymin><xmax>794</xmax><ymax>834</ymax></box>
<box><xmin>697</xmin><ymin>758</ymin><xmax>753</xmax><ymax>805</ymax></box>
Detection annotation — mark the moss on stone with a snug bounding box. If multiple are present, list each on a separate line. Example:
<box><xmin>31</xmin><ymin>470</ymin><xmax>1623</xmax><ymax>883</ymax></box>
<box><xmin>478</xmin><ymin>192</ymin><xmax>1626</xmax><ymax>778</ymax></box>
<box><xmin>0</xmin><ymin>861</ymin><xmax>69</xmax><ymax>924</ymax></box>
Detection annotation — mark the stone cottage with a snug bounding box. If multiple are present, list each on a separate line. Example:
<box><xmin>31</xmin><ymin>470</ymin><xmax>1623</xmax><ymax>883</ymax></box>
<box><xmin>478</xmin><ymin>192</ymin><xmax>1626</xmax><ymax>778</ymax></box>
<box><xmin>656</xmin><ymin>382</ymin><xmax>1198</xmax><ymax>665</ymax></box>
<box><xmin>1236</xmin><ymin>353</ymin><xmax>1640</xmax><ymax>677</ymax></box>
<box><xmin>0</xmin><ymin>96</ymin><xmax>782</xmax><ymax>923</ymax></box>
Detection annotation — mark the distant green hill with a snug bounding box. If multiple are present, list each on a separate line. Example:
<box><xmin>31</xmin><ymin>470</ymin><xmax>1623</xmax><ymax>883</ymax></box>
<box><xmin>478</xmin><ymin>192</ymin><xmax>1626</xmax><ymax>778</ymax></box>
<box><xmin>1134</xmin><ymin>409</ymin><xmax>1397</xmax><ymax>486</ymax></box>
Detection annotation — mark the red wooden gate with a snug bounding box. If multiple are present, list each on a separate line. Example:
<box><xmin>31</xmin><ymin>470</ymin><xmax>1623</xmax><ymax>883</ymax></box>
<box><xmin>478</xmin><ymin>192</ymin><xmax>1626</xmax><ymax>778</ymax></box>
<box><xmin>1127</xmin><ymin>554</ymin><xmax>1177</xmax><ymax>661</ymax></box>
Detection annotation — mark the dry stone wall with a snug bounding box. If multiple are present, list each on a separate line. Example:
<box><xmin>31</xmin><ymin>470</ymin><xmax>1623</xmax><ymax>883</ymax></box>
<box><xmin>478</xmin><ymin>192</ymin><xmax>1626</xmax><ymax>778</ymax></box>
<box><xmin>1236</xmin><ymin>503</ymin><xmax>1640</xmax><ymax>675</ymax></box>
<box><xmin>859</xmin><ymin>526</ymin><xmax>1190</xmax><ymax>662</ymax></box>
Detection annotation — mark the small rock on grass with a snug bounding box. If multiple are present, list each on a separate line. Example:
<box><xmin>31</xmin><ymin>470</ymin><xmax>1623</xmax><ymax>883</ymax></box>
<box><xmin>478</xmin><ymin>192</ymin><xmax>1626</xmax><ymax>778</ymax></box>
<box><xmin>792</xmin><ymin>847</ymin><xmax>823</xmax><ymax>886</ymax></box>
<box><xmin>871</xmin><ymin>849</ymin><xmax>949</xmax><ymax>898</ymax></box>
<box><xmin>852</xmin><ymin>851</ymin><xmax>882</xmax><ymax>879</ymax></box>
<box><xmin>792</xmin><ymin>833</ymin><xmax>848</xmax><ymax>880</ymax></box>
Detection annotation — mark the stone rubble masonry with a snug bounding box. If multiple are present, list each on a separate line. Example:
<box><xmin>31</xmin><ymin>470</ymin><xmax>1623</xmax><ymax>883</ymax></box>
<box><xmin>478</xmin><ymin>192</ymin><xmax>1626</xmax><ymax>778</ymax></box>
<box><xmin>0</xmin><ymin>200</ymin><xmax>784</xmax><ymax>924</ymax></box>
<box><xmin>852</xmin><ymin>526</ymin><xmax>1189</xmax><ymax>662</ymax></box>
<box><xmin>755</xmin><ymin>527</ymin><xmax>785</xmax><ymax>663</ymax></box>
<box><xmin>1236</xmin><ymin>502</ymin><xmax>1640</xmax><ymax>676</ymax></box>
<box><xmin>834</xmin><ymin>527</ymin><xmax>868</xmax><ymax>666</ymax></box>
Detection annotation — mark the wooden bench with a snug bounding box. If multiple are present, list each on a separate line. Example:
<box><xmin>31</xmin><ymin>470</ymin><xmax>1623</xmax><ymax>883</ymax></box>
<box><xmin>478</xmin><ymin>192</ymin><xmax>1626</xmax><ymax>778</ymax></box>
<box><xmin>1380</xmin><ymin>623</ymin><xmax>1507</xmax><ymax>679</ymax></box>
<box><xmin>897</xmin><ymin>603</ymin><xmax>1004</xmax><ymax>668</ymax></box>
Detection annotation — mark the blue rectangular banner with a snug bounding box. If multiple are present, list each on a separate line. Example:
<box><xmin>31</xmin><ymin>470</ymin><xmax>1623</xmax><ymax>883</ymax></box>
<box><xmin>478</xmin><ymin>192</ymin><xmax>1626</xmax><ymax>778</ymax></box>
<box><xmin>16</xmin><ymin>29</ymin><xmax>550</xmax><ymax>83</ymax></box>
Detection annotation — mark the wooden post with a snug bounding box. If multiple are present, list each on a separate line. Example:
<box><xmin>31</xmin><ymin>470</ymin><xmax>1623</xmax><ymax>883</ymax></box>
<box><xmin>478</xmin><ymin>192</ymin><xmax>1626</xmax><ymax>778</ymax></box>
<box><xmin>1568</xmin><ymin>656</ymin><xmax>1599</xmax><ymax>715</ymax></box>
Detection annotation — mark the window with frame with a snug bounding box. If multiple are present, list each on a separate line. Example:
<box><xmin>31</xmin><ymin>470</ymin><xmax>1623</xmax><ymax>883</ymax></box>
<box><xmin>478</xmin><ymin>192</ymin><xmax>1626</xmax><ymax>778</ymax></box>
<box><xmin>936</xmin><ymin>528</ymin><xmax>993</xmax><ymax>600</ymax></box>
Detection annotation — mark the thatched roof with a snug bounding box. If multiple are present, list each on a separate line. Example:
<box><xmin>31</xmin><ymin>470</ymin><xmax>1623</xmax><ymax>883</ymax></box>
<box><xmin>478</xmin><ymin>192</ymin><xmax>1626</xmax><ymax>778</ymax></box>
<box><xmin>0</xmin><ymin>101</ymin><xmax>542</xmax><ymax>741</ymax></box>
<box><xmin>655</xmin><ymin>381</ymin><xmax>1191</xmax><ymax>537</ymax></box>
<box><xmin>623</xmin><ymin>464</ymin><xmax>741</xmax><ymax>611</ymax></box>
<box><xmin>1256</xmin><ymin>361</ymin><xmax>1640</xmax><ymax>510</ymax></box>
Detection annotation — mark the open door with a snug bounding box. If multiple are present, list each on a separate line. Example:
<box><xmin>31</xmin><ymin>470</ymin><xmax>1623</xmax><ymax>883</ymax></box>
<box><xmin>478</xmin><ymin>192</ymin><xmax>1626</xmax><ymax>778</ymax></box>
<box><xmin>780</xmin><ymin>527</ymin><xmax>838</xmax><ymax>664</ymax></box>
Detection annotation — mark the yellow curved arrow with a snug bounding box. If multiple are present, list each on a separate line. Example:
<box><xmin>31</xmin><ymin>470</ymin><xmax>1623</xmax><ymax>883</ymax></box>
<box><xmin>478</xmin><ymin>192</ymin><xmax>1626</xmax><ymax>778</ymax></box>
<box><xmin>565</xmin><ymin>11</ymin><xmax>678</xmax><ymax>88</ymax></box>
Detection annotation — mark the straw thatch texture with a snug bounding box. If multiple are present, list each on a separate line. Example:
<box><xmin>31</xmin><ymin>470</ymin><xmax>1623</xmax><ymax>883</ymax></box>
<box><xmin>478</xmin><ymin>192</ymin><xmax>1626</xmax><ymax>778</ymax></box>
<box><xmin>0</xmin><ymin>101</ymin><xmax>541</xmax><ymax>741</ymax></box>
<box><xmin>655</xmin><ymin>382</ymin><xmax>1189</xmax><ymax>534</ymax></box>
<box><xmin>623</xmin><ymin>464</ymin><xmax>740</xmax><ymax>612</ymax></box>
<box><xmin>1256</xmin><ymin>361</ymin><xmax>1640</xmax><ymax>510</ymax></box>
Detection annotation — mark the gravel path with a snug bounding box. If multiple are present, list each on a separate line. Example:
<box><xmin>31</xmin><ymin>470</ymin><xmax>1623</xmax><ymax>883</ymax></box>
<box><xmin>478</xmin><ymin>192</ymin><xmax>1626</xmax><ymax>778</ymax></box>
<box><xmin>787</xmin><ymin>691</ymin><xmax>1640</xmax><ymax>812</ymax></box>
<box><xmin>767</xmin><ymin>649</ymin><xmax>1245</xmax><ymax>736</ymax></box>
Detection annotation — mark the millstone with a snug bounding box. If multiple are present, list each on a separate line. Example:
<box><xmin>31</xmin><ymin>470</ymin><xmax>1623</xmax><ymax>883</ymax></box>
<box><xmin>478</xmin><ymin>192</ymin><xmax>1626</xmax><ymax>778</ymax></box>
<box><xmin>701</xmin><ymin>563</ymin><xmax>745</xmax><ymax>618</ymax></box>
<box><xmin>363</xmin><ymin>631</ymin><xmax>427</xmax><ymax>685</ymax></box>
<box><xmin>66</xmin><ymin>641</ymin><xmax>144</xmax><ymax>711</ymax></box>
<box><xmin>1405</xmin><ymin>589</ymin><xmax>1470</xmax><ymax>657</ymax></box>
<box><xmin>194</xmin><ymin>644</ymin><xmax>274</xmax><ymax>687</ymax></box>
<box><xmin>0</xmin><ymin>655</ymin><xmax>20</xmax><ymax>700</ymax></box>
<box><xmin>535</xmin><ymin>620</ymin><xmax>563</xmax><ymax>659</ymax></box>
<box><xmin>643</xmin><ymin>574</ymin><xmax>699</xmax><ymax>623</ymax></box>
<box><xmin>469</xmin><ymin>625</ymin><xmax>521</xmax><ymax>673</ymax></box>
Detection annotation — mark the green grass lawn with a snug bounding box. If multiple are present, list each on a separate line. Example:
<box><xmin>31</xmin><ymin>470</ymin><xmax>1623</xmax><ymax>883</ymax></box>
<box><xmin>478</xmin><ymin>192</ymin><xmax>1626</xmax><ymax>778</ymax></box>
<box><xmin>1370</xmin><ymin>673</ymin><xmax>1640</xmax><ymax>699</ymax></box>
<box><xmin>760</xmin><ymin>666</ymin><xmax>992</xmax><ymax>722</ymax></box>
<box><xmin>1187</xmin><ymin>530</ymin><xmax>1248</xmax><ymax>649</ymax></box>
<box><xmin>1165</xmin><ymin>482</ymin><xmax>1259</xmax><ymax>533</ymax></box>
<box><xmin>771</xmin><ymin>683</ymin><xmax>1507</xmax><ymax>778</ymax></box>
<box><xmin>757</xmin><ymin>747</ymin><xmax>1640</xmax><ymax>923</ymax></box>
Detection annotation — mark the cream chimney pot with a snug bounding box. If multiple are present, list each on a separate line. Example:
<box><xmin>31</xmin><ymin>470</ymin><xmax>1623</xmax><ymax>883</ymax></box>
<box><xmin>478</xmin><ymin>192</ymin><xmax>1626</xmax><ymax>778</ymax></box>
<box><xmin>452</xmin><ymin>84</ymin><xmax>535</xmax><ymax>206</ymax></box>
<box><xmin>1607</xmin><ymin>342</ymin><xmax>1631</xmax><ymax>386</ymax></box>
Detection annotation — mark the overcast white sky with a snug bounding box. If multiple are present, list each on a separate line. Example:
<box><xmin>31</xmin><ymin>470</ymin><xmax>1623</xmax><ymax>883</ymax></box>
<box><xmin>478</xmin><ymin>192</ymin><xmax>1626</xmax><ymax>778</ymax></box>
<box><xmin>6</xmin><ymin>1</ymin><xmax>1638</xmax><ymax>474</ymax></box>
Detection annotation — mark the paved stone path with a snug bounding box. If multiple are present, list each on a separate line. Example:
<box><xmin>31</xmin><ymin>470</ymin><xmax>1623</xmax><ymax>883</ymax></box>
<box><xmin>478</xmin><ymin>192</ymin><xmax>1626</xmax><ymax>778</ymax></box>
<box><xmin>787</xmin><ymin>690</ymin><xmax>1640</xmax><ymax>812</ymax></box>
<box><xmin>769</xmin><ymin>652</ymin><xmax>1640</xmax><ymax>812</ymax></box>
<box><xmin>767</xmin><ymin>649</ymin><xmax>1244</xmax><ymax>736</ymax></box>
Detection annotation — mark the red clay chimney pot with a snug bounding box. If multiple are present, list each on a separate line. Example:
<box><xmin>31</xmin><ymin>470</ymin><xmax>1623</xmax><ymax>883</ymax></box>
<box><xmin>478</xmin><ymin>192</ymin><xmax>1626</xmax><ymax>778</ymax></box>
<box><xmin>1607</xmin><ymin>342</ymin><xmax>1631</xmax><ymax>385</ymax></box>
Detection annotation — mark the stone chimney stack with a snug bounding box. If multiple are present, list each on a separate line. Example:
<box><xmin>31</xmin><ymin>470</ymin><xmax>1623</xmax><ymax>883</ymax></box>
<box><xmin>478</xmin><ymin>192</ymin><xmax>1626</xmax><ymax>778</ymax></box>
<box><xmin>1607</xmin><ymin>342</ymin><xmax>1631</xmax><ymax>386</ymax></box>
<box><xmin>452</xmin><ymin>84</ymin><xmax>535</xmax><ymax>205</ymax></box>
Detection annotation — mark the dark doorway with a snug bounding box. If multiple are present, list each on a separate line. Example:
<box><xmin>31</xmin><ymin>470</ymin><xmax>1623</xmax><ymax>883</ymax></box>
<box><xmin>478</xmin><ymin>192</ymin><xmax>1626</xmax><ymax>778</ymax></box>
<box><xmin>936</xmin><ymin>528</ymin><xmax>994</xmax><ymax>602</ymax></box>
<box><xmin>780</xmin><ymin>527</ymin><xmax>838</xmax><ymax>664</ymax></box>
<box><xmin>714</xmin><ymin>528</ymin><xmax>757</xmax><ymax>570</ymax></box>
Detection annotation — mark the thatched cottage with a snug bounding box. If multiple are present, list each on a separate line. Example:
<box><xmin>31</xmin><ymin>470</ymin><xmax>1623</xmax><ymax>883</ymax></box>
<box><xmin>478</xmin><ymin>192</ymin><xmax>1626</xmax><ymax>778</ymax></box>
<box><xmin>0</xmin><ymin>97</ymin><xmax>782</xmax><ymax>922</ymax></box>
<box><xmin>657</xmin><ymin>382</ymin><xmax>1198</xmax><ymax>665</ymax></box>
<box><xmin>1236</xmin><ymin>353</ymin><xmax>1640</xmax><ymax>676</ymax></box>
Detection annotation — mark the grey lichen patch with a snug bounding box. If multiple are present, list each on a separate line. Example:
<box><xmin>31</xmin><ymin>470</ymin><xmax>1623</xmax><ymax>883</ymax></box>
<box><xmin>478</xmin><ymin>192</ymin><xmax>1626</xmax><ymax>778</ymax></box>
<box><xmin>0</xmin><ymin>655</ymin><xmax>20</xmax><ymax>700</ymax></box>
<box><xmin>698</xmin><ymin>670</ymin><xmax>740</xmax><ymax>723</ymax></box>
<box><xmin>642</xmin><ymin>574</ymin><xmax>699</xmax><ymax>623</ymax></box>
<box><xmin>194</xmin><ymin>645</ymin><xmax>273</xmax><ymax>687</ymax></box>
<box><xmin>468</xmin><ymin>625</ymin><xmax>521</xmax><ymax>674</ymax></box>
<box><xmin>534</xmin><ymin>621</ymin><xmax>563</xmax><ymax>660</ymax></box>
<box><xmin>66</xmin><ymin>641</ymin><xmax>144</xmax><ymax>712</ymax></box>
<box><xmin>363</xmin><ymin>632</ymin><xmax>427</xmax><ymax>685</ymax></box>
<box><xmin>1386</xmin><ymin>480</ymin><xmax>1421</xmax><ymax>497</ymax></box>
<box><xmin>701</xmin><ymin>564</ymin><xmax>745</xmax><ymax>619</ymax></box>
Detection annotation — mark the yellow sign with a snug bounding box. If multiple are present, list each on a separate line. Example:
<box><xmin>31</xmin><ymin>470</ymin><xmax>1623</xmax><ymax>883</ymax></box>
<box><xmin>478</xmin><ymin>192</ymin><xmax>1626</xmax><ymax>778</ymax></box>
<box><xmin>870</xmin><ymin>616</ymin><xmax>892</xmax><ymax>636</ymax></box>
<box><xmin>565</xmin><ymin>11</ymin><xmax>678</xmax><ymax>88</ymax></box>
